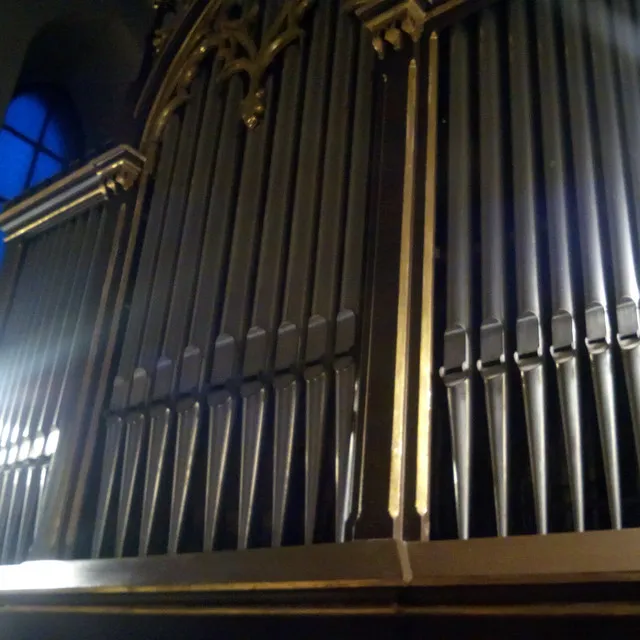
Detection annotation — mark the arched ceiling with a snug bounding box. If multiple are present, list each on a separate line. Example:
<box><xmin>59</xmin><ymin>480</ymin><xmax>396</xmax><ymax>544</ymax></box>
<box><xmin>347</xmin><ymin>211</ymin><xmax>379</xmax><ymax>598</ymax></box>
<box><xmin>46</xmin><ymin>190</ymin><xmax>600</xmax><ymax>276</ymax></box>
<box><xmin>0</xmin><ymin>0</ymin><xmax>155</xmax><ymax>148</ymax></box>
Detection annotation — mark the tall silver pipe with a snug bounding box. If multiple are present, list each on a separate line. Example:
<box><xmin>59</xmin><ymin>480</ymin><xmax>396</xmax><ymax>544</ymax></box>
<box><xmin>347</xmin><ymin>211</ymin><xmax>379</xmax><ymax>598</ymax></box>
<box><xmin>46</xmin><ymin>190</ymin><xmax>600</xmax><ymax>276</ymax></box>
<box><xmin>238</xmin><ymin>383</ymin><xmax>267</xmax><ymax>550</ymax></box>
<box><xmin>509</xmin><ymin>0</ymin><xmax>548</xmax><ymax>534</ymax></box>
<box><xmin>440</xmin><ymin>23</ymin><xmax>473</xmax><ymax>540</ymax></box>
<box><xmin>304</xmin><ymin>366</ymin><xmax>328</xmax><ymax>545</ymax></box>
<box><xmin>561</xmin><ymin>0</ymin><xmax>622</xmax><ymax>529</ymax></box>
<box><xmin>168</xmin><ymin>399</ymin><xmax>200</xmax><ymax>554</ymax></box>
<box><xmin>204</xmin><ymin>391</ymin><xmax>234</xmax><ymax>551</ymax></box>
<box><xmin>587</xmin><ymin>1</ymin><xmax>640</xmax><ymax>494</ymax></box>
<box><xmin>536</xmin><ymin>0</ymin><xmax>585</xmax><ymax>532</ymax></box>
<box><xmin>272</xmin><ymin>377</ymin><xmax>297</xmax><ymax>548</ymax></box>
<box><xmin>477</xmin><ymin>6</ymin><xmax>510</xmax><ymax>537</ymax></box>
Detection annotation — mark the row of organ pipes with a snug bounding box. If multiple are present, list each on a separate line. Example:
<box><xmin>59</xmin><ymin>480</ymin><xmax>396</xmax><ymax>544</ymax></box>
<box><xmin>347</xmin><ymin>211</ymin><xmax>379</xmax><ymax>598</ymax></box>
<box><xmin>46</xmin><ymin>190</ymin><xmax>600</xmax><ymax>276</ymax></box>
<box><xmin>440</xmin><ymin>0</ymin><xmax>640</xmax><ymax>539</ymax></box>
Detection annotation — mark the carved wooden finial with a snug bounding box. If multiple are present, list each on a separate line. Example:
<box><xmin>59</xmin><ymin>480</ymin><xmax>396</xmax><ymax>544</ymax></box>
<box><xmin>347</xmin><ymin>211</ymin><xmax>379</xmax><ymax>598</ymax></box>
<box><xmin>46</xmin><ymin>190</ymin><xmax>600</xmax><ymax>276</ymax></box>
<box><xmin>343</xmin><ymin>0</ymin><xmax>428</xmax><ymax>58</ymax></box>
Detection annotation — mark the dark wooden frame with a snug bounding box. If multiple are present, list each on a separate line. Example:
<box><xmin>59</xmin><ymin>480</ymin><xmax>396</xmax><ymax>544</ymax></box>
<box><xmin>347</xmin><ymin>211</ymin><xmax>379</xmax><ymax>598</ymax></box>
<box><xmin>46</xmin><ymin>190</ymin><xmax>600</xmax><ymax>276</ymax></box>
<box><xmin>5</xmin><ymin>530</ymin><xmax>640</xmax><ymax>614</ymax></box>
<box><xmin>5</xmin><ymin>0</ymin><xmax>640</xmax><ymax>620</ymax></box>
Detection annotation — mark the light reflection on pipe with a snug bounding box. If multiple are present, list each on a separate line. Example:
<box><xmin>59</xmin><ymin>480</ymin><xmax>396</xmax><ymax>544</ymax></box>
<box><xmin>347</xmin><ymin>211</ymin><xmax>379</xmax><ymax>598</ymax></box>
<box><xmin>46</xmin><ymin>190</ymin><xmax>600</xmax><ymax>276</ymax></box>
<box><xmin>0</xmin><ymin>560</ymin><xmax>80</xmax><ymax>591</ymax></box>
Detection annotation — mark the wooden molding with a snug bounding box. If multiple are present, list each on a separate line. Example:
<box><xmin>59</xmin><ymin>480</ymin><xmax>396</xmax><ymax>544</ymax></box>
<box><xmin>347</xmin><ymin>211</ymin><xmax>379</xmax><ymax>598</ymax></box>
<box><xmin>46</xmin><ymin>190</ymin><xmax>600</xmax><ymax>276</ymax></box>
<box><xmin>0</xmin><ymin>145</ymin><xmax>145</xmax><ymax>243</ymax></box>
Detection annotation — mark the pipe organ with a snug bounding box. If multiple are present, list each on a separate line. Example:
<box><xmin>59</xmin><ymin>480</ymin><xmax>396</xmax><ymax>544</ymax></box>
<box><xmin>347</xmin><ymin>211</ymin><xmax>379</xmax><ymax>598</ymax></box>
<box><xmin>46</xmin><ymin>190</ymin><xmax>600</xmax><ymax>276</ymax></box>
<box><xmin>3</xmin><ymin>0</ymin><xmax>640</xmax><ymax>619</ymax></box>
<box><xmin>428</xmin><ymin>0</ymin><xmax>640</xmax><ymax>541</ymax></box>
<box><xmin>90</xmin><ymin>0</ymin><xmax>375</xmax><ymax>558</ymax></box>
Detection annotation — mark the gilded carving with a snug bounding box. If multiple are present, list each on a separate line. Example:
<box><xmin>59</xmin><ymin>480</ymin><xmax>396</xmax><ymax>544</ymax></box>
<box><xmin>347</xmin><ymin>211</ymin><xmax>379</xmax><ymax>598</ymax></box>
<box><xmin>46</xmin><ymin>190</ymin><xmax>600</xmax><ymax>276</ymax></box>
<box><xmin>97</xmin><ymin>155</ymin><xmax>145</xmax><ymax>195</ymax></box>
<box><xmin>343</xmin><ymin>0</ymin><xmax>427</xmax><ymax>57</ymax></box>
<box><xmin>153</xmin><ymin>26</ymin><xmax>173</xmax><ymax>54</ymax></box>
<box><xmin>140</xmin><ymin>0</ymin><xmax>314</xmax><ymax>164</ymax></box>
<box><xmin>214</xmin><ymin>0</ymin><xmax>313</xmax><ymax>129</ymax></box>
<box><xmin>152</xmin><ymin>0</ymin><xmax>197</xmax><ymax>55</ymax></box>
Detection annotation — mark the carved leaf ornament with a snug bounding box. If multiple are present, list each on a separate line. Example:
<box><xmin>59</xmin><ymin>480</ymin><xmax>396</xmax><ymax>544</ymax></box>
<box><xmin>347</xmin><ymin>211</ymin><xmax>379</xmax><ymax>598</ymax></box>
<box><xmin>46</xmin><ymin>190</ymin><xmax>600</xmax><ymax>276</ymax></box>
<box><xmin>142</xmin><ymin>0</ymin><xmax>314</xmax><ymax>164</ymax></box>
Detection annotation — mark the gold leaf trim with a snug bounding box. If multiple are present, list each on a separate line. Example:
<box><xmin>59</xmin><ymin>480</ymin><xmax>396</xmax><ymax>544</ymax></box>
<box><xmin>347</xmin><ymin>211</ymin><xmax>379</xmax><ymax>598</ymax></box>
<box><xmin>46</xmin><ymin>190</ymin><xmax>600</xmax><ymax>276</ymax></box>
<box><xmin>215</xmin><ymin>0</ymin><xmax>313</xmax><ymax>129</ymax></box>
<box><xmin>140</xmin><ymin>0</ymin><xmax>314</xmax><ymax>164</ymax></box>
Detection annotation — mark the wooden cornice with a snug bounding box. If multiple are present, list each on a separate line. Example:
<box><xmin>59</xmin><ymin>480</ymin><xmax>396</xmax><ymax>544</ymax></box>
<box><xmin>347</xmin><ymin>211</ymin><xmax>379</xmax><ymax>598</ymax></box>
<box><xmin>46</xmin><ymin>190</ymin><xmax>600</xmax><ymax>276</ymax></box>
<box><xmin>343</xmin><ymin>0</ymin><xmax>498</xmax><ymax>56</ymax></box>
<box><xmin>4</xmin><ymin>530</ymin><xmax>640</xmax><ymax>614</ymax></box>
<box><xmin>0</xmin><ymin>145</ymin><xmax>145</xmax><ymax>243</ymax></box>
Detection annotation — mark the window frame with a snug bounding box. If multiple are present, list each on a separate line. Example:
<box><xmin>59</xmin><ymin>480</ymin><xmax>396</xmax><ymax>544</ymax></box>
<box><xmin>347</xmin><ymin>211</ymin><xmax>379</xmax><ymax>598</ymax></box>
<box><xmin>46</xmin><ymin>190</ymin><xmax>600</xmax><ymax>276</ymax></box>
<box><xmin>0</xmin><ymin>86</ymin><xmax>83</xmax><ymax>209</ymax></box>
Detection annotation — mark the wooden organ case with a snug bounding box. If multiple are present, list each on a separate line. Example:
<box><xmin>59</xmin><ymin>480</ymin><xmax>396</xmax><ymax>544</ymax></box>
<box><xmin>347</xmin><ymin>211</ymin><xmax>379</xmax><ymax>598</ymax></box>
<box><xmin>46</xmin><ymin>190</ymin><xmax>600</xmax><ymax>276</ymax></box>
<box><xmin>3</xmin><ymin>0</ymin><xmax>640</xmax><ymax>632</ymax></box>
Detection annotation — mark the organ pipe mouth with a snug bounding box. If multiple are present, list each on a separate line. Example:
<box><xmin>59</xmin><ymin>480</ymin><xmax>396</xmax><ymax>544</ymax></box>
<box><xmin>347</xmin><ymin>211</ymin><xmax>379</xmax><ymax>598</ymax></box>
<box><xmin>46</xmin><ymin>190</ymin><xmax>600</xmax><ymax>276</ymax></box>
<box><xmin>477</xmin><ymin>360</ymin><xmax>507</xmax><ymax>380</ymax></box>
<box><xmin>550</xmin><ymin>310</ymin><xmax>578</xmax><ymax>360</ymax></box>
<box><xmin>616</xmin><ymin>299</ymin><xmax>640</xmax><ymax>350</ymax></box>
<box><xmin>585</xmin><ymin>304</ymin><xmax>612</xmax><ymax>353</ymax></box>
<box><xmin>617</xmin><ymin>334</ymin><xmax>640</xmax><ymax>350</ymax></box>
<box><xmin>440</xmin><ymin>325</ymin><xmax>471</xmax><ymax>382</ymax></box>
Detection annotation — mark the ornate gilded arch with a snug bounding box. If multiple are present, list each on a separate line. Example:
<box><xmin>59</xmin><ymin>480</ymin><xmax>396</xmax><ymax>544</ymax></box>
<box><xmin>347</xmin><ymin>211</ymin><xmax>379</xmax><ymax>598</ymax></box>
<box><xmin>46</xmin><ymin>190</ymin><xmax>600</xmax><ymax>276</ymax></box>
<box><xmin>135</xmin><ymin>0</ymin><xmax>315</xmax><ymax>167</ymax></box>
<box><xmin>134</xmin><ymin>0</ymin><xmax>488</xmax><ymax>167</ymax></box>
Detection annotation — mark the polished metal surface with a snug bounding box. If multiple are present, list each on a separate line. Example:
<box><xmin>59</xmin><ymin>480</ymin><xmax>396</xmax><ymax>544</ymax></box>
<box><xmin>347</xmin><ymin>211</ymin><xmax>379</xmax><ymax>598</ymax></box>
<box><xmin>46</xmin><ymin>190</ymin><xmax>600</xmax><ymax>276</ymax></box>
<box><xmin>272</xmin><ymin>377</ymin><xmax>298</xmax><ymax>548</ymax></box>
<box><xmin>509</xmin><ymin>0</ymin><xmax>547</xmax><ymax>535</ymax></box>
<box><xmin>139</xmin><ymin>405</ymin><xmax>171</xmax><ymax>555</ymax></box>
<box><xmin>110</xmin><ymin>118</ymin><xmax>181</xmax><ymax>414</ymax></box>
<box><xmin>477</xmin><ymin>6</ymin><xmax>509</xmax><ymax>538</ymax></box>
<box><xmin>204</xmin><ymin>391</ymin><xmax>234</xmax><ymax>551</ymax></box>
<box><xmin>440</xmin><ymin>24</ymin><xmax>473</xmax><ymax>541</ymax></box>
<box><xmin>304</xmin><ymin>367</ymin><xmax>328</xmax><ymax>546</ymax></box>
<box><xmin>305</xmin><ymin>9</ymin><xmax>357</xmax><ymax>366</ymax></box>
<box><xmin>115</xmin><ymin>413</ymin><xmax>145</xmax><ymax>558</ymax></box>
<box><xmin>169</xmin><ymin>399</ymin><xmax>200</xmax><ymax>554</ymax></box>
<box><xmin>535</xmin><ymin>0</ymin><xmax>584</xmax><ymax>532</ymax></box>
<box><xmin>335</xmin><ymin>358</ymin><xmax>356</xmax><ymax>543</ymax></box>
<box><xmin>586</xmin><ymin>0</ymin><xmax>640</xmax><ymax>491</ymax></box>
<box><xmin>560</xmin><ymin>0</ymin><xmax>622</xmax><ymax>529</ymax></box>
<box><xmin>238</xmin><ymin>383</ymin><xmax>267</xmax><ymax>550</ymax></box>
<box><xmin>40</xmin><ymin>197</ymin><xmax>131</xmax><ymax>560</ymax></box>
<box><xmin>613</xmin><ymin>0</ymin><xmax>640</xmax><ymax>243</ymax></box>
<box><xmin>92</xmin><ymin>417</ymin><xmax>124</xmax><ymax>558</ymax></box>
<box><xmin>86</xmin><ymin>0</ymin><xmax>369</xmax><ymax>559</ymax></box>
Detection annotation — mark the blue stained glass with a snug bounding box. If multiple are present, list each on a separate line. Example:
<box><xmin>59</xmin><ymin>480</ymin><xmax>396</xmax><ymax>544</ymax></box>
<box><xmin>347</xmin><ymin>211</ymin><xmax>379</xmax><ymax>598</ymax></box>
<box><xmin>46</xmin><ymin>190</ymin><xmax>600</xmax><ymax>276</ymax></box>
<box><xmin>30</xmin><ymin>152</ymin><xmax>62</xmax><ymax>187</ymax></box>
<box><xmin>4</xmin><ymin>94</ymin><xmax>47</xmax><ymax>141</ymax></box>
<box><xmin>43</xmin><ymin>118</ymin><xmax>66</xmax><ymax>158</ymax></box>
<box><xmin>0</xmin><ymin>129</ymin><xmax>34</xmax><ymax>199</ymax></box>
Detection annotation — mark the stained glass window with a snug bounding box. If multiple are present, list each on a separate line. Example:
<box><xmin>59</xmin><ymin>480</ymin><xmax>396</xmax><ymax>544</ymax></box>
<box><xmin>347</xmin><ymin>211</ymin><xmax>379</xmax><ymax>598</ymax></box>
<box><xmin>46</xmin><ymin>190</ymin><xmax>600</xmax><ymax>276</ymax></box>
<box><xmin>0</xmin><ymin>91</ymin><xmax>77</xmax><ymax>212</ymax></box>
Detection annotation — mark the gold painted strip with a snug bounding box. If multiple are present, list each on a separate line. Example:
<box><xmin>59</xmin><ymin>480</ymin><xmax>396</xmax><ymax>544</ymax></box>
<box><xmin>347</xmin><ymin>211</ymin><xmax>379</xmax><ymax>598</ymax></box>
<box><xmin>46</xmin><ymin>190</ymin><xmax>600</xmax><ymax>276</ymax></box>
<box><xmin>4</xmin><ymin>602</ymin><xmax>640</xmax><ymax>617</ymax></box>
<box><xmin>0</xmin><ymin>605</ymin><xmax>397</xmax><ymax>617</ymax></box>
<box><xmin>388</xmin><ymin>57</ymin><xmax>418</xmax><ymax>534</ymax></box>
<box><xmin>0</xmin><ymin>577</ymin><xmax>400</xmax><ymax>596</ymax></box>
<box><xmin>404</xmin><ymin>603</ymin><xmax>640</xmax><ymax>617</ymax></box>
<box><xmin>3</xmin><ymin>187</ymin><xmax>107</xmax><ymax>242</ymax></box>
<box><xmin>416</xmin><ymin>32</ymin><xmax>440</xmax><ymax>540</ymax></box>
